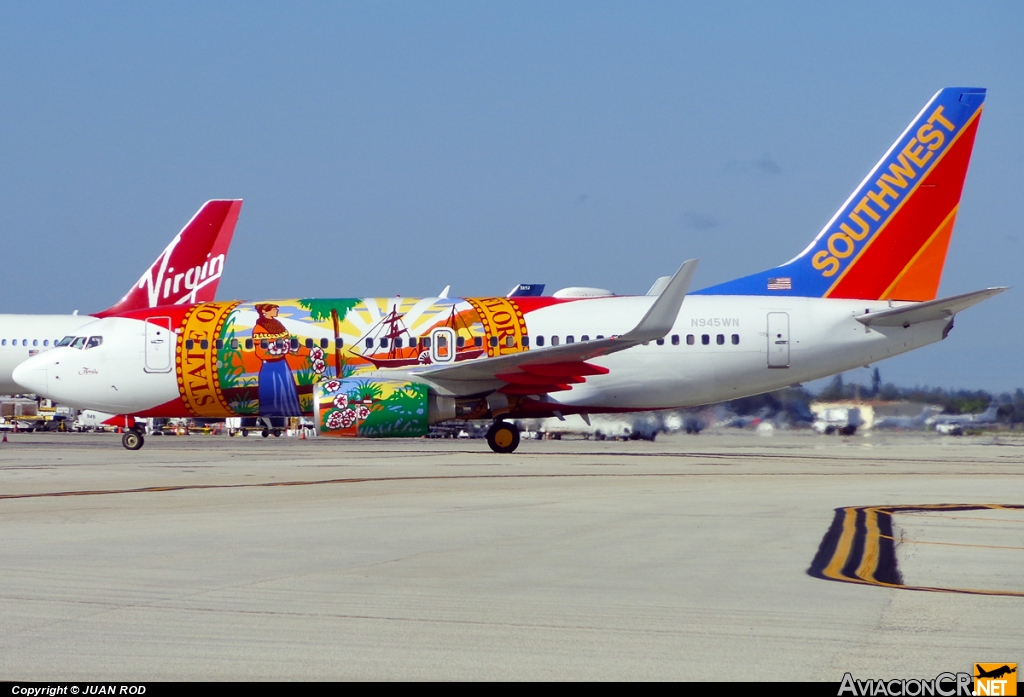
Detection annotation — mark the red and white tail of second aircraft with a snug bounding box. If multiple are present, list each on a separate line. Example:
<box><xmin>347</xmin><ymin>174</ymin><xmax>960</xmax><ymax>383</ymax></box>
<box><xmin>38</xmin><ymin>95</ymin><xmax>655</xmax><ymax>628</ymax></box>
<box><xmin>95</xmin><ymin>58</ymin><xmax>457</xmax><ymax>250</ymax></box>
<box><xmin>0</xmin><ymin>200</ymin><xmax>242</xmax><ymax>395</ymax></box>
<box><xmin>12</xmin><ymin>88</ymin><xmax>1008</xmax><ymax>453</ymax></box>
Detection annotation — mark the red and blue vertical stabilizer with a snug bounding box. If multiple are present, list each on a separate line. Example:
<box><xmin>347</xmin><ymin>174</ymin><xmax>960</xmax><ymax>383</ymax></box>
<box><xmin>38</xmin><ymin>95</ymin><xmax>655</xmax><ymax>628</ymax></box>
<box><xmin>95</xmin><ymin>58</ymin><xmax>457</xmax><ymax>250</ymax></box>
<box><xmin>696</xmin><ymin>88</ymin><xmax>985</xmax><ymax>301</ymax></box>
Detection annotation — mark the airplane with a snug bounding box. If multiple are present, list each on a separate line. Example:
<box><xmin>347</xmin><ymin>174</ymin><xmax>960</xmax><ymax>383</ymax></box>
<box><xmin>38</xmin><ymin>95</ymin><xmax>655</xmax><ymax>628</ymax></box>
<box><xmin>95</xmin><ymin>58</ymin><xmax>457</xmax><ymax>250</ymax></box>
<box><xmin>872</xmin><ymin>404</ymin><xmax>943</xmax><ymax>430</ymax></box>
<box><xmin>926</xmin><ymin>403</ymin><xmax>999</xmax><ymax>434</ymax></box>
<box><xmin>0</xmin><ymin>200</ymin><xmax>242</xmax><ymax>395</ymax></box>
<box><xmin>13</xmin><ymin>87</ymin><xmax>1007</xmax><ymax>454</ymax></box>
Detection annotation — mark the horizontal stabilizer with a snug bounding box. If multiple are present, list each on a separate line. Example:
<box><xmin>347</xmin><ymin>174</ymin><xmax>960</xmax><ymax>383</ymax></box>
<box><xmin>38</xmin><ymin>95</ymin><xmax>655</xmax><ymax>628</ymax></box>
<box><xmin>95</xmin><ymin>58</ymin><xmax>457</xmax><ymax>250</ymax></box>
<box><xmin>856</xmin><ymin>287</ymin><xmax>1007</xmax><ymax>327</ymax></box>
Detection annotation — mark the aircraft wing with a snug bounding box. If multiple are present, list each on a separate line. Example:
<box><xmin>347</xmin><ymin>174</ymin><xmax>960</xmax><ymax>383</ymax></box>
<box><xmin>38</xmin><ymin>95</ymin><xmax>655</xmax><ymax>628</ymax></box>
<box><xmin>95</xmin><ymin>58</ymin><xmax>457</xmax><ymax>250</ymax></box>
<box><xmin>414</xmin><ymin>260</ymin><xmax>697</xmax><ymax>393</ymax></box>
<box><xmin>856</xmin><ymin>287</ymin><xmax>1008</xmax><ymax>327</ymax></box>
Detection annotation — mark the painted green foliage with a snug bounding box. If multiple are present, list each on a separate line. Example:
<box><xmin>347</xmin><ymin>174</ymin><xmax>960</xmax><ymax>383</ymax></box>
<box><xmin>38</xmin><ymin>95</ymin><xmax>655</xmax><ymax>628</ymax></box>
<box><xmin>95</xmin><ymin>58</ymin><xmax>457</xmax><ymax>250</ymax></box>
<box><xmin>320</xmin><ymin>378</ymin><xmax>429</xmax><ymax>438</ymax></box>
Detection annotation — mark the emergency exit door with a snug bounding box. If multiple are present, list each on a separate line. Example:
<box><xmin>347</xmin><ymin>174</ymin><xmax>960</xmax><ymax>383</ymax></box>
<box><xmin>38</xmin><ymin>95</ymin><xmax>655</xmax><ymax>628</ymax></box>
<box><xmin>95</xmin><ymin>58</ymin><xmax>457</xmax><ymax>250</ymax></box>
<box><xmin>430</xmin><ymin>327</ymin><xmax>456</xmax><ymax>364</ymax></box>
<box><xmin>767</xmin><ymin>312</ymin><xmax>790</xmax><ymax>368</ymax></box>
<box><xmin>145</xmin><ymin>317</ymin><xmax>173</xmax><ymax>373</ymax></box>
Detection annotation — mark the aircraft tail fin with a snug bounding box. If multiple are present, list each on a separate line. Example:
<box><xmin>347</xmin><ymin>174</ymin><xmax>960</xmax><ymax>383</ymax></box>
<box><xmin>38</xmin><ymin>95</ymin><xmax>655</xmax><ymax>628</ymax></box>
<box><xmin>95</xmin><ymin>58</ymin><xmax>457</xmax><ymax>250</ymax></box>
<box><xmin>95</xmin><ymin>200</ymin><xmax>242</xmax><ymax>317</ymax></box>
<box><xmin>697</xmin><ymin>88</ymin><xmax>985</xmax><ymax>301</ymax></box>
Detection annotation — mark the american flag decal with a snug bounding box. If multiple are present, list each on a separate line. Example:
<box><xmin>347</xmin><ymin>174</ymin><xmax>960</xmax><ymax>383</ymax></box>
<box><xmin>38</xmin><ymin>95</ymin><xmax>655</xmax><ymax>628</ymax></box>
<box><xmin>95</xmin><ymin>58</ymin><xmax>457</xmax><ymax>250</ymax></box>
<box><xmin>767</xmin><ymin>277</ymin><xmax>791</xmax><ymax>290</ymax></box>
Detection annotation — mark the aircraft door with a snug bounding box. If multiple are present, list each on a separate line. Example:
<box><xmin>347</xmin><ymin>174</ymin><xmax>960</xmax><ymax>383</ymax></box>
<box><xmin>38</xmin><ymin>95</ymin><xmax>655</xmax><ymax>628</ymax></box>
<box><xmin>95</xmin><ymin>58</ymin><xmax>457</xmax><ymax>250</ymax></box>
<box><xmin>767</xmin><ymin>312</ymin><xmax>790</xmax><ymax>368</ymax></box>
<box><xmin>145</xmin><ymin>317</ymin><xmax>173</xmax><ymax>373</ymax></box>
<box><xmin>430</xmin><ymin>327</ymin><xmax>456</xmax><ymax>364</ymax></box>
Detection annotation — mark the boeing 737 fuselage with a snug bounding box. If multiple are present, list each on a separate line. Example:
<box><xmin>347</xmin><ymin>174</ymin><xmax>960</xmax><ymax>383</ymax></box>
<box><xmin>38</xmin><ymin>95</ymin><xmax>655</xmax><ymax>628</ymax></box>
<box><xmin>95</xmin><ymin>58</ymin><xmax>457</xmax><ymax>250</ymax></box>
<box><xmin>13</xmin><ymin>88</ymin><xmax>1004</xmax><ymax>453</ymax></box>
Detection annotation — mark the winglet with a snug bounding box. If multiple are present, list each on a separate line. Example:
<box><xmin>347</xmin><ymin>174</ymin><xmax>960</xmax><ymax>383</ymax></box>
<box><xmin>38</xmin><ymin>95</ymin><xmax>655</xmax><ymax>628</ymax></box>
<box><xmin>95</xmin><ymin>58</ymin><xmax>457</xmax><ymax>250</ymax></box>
<box><xmin>619</xmin><ymin>259</ymin><xmax>698</xmax><ymax>342</ymax></box>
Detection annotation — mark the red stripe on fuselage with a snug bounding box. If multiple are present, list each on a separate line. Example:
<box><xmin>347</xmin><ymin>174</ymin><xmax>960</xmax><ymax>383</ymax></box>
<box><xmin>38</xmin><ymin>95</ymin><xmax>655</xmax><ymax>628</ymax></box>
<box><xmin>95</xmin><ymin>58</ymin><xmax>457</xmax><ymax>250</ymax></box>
<box><xmin>826</xmin><ymin>114</ymin><xmax>981</xmax><ymax>300</ymax></box>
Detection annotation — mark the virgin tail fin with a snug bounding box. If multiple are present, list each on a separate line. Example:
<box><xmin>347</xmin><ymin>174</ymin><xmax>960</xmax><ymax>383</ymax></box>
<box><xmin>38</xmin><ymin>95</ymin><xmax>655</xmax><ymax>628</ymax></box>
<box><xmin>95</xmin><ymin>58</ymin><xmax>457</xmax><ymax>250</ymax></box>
<box><xmin>95</xmin><ymin>199</ymin><xmax>242</xmax><ymax>317</ymax></box>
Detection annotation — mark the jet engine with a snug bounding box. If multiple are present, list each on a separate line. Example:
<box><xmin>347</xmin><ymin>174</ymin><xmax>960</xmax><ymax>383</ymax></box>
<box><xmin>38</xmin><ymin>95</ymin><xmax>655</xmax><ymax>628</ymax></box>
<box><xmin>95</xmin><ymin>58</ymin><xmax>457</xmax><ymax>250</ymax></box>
<box><xmin>315</xmin><ymin>377</ymin><xmax>455</xmax><ymax>438</ymax></box>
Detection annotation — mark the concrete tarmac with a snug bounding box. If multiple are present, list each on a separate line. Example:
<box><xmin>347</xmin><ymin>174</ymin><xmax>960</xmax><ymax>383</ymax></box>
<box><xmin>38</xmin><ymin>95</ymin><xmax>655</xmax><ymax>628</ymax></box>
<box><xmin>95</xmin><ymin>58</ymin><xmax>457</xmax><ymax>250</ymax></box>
<box><xmin>0</xmin><ymin>430</ymin><xmax>1021</xmax><ymax>680</ymax></box>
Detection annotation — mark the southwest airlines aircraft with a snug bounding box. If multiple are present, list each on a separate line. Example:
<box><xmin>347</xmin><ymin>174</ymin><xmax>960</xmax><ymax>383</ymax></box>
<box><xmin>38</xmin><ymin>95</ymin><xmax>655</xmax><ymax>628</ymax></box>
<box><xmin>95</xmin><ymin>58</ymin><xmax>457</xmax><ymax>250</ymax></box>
<box><xmin>14</xmin><ymin>89</ymin><xmax>1005</xmax><ymax>453</ymax></box>
<box><xmin>0</xmin><ymin>200</ymin><xmax>242</xmax><ymax>395</ymax></box>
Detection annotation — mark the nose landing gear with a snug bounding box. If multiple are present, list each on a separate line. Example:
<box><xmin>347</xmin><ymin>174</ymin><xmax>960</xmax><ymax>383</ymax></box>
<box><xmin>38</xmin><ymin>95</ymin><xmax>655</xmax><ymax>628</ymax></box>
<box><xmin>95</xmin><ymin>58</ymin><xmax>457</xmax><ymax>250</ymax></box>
<box><xmin>486</xmin><ymin>420</ymin><xmax>521</xmax><ymax>454</ymax></box>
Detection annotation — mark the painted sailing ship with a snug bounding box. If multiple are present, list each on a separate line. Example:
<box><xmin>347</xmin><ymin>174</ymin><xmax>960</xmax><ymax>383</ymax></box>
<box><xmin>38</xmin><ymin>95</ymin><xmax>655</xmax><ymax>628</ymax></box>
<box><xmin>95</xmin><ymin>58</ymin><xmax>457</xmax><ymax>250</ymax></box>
<box><xmin>356</xmin><ymin>304</ymin><xmax>486</xmax><ymax>368</ymax></box>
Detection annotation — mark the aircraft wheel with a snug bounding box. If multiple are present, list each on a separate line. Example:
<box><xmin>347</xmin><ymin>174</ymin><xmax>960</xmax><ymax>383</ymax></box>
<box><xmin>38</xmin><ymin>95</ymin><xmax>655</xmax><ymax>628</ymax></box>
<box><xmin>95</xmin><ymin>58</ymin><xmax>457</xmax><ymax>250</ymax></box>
<box><xmin>121</xmin><ymin>431</ymin><xmax>144</xmax><ymax>451</ymax></box>
<box><xmin>486</xmin><ymin>421</ymin><xmax>520</xmax><ymax>454</ymax></box>
<box><xmin>262</xmin><ymin>428</ymin><xmax>270</xmax><ymax>438</ymax></box>
<box><xmin>273</xmin><ymin>429</ymin><xmax>281</xmax><ymax>437</ymax></box>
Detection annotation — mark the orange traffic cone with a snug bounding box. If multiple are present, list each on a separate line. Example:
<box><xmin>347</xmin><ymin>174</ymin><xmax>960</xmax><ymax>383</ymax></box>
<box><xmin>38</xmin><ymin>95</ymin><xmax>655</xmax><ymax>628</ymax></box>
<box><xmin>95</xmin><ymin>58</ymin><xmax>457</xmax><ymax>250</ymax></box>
<box><xmin>2</xmin><ymin>434</ymin><xmax>7</xmax><ymax>443</ymax></box>
<box><xmin>300</xmin><ymin>429</ymin><xmax>306</xmax><ymax>440</ymax></box>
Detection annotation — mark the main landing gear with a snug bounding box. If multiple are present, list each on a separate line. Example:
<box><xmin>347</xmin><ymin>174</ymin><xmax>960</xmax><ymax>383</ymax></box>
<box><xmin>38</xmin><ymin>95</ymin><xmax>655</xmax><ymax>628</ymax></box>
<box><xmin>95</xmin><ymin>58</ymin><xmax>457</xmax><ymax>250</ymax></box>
<box><xmin>121</xmin><ymin>428</ymin><xmax>144</xmax><ymax>451</ymax></box>
<box><xmin>486</xmin><ymin>420</ymin><xmax>521</xmax><ymax>454</ymax></box>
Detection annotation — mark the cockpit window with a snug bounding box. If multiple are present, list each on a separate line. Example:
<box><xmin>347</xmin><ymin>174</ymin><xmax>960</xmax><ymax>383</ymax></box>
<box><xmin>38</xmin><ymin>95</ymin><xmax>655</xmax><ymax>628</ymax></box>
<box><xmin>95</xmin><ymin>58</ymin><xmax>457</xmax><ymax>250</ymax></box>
<box><xmin>85</xmin><ymin>336</ymin><xmax>103</xmax><ymax>349</ymax></box>
<box><xmin>56</xmin><ymin>336</ymin><xmax>75</xmax><ymax>347</ymax></box>
<box><xmin>70</xmin><ymin>337</ymin><xmax>86</xmax><ymax>349</ymax></box>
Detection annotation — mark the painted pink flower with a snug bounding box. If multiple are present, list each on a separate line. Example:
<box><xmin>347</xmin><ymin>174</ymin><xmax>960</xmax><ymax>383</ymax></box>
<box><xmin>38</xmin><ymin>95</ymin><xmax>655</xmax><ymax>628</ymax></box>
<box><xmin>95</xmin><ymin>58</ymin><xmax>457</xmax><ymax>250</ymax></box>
<box><xmin>340</xmin><ymin>409</ymin><xmax>356</xmax><ymax>428</ymax></box>
<box><xmin>309</xmin><ymin>347</ymin><xmax>324</xmax><ymax>361</ymax></box>
<box><xmin>356</xmin><ymin>405</ymin><xmax>370</xmax><ymax>420</ymax></box>
<box><xmin>325</xmin><ymin>410</ymin><xmax>345</xmax><ymax>430</ymax></box>
<box><xmin>333</xmin><ymin>394</ymin><xmax>349</xmax><ymax>409</ymax></box>
<box><xmin>322</xmin><ymin>379</ymin><xmax>342</xmax><ymax>393</ymax></box>
<box><xmin>312</xmin><ymin>358</ymin><xmax>327</xmax><ymax>374</ymax></box>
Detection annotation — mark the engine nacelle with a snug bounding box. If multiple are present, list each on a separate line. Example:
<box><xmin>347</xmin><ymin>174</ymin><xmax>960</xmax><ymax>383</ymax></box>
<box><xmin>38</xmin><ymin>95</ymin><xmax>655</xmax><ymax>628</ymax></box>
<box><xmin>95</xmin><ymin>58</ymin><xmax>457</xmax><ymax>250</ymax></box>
<box><xmin>316</xmin><ymin>378</ymin><xmax>454</xmax><ymax>438</ymax></box>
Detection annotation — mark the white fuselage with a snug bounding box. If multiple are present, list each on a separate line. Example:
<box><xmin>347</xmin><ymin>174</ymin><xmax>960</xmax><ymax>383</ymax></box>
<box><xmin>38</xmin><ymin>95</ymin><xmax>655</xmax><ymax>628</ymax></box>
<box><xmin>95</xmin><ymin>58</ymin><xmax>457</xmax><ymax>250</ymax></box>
<box><xmin>11</xmin><ymin>294</ymin><xmax>950</xmax><ymax>416</ymax></box>
<box><xmin>0</xmin><ymin>314</ymin><xmax>99</xmax><ymax>395</ymax></box>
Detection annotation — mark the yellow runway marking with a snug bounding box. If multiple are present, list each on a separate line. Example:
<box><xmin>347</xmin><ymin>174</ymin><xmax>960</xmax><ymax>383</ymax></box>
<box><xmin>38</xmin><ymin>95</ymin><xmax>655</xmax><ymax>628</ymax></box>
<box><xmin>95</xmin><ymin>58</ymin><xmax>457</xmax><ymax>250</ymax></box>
<box><xmin>808</xmin><ymin>503</ymin><xmax>1024</xmax><ymax>598</ymax></box>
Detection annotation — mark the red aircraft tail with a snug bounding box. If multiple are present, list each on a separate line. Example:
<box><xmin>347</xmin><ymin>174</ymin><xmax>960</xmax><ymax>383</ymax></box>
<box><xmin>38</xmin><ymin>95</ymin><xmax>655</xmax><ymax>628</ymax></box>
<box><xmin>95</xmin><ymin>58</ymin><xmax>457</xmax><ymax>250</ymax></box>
<box><xmin>95</xmin><ymin>200</ymin><xmax>242</xmax><ymax>318</ymax></box>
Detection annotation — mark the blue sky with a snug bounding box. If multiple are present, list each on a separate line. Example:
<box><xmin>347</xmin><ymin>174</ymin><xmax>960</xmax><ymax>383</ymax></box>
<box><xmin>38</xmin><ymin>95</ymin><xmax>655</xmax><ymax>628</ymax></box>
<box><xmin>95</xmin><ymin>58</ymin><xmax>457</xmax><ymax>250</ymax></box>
<box><xmin>1</xmin><ymin>2</ymin><xmax>1021</xmax><ymax>391</ymax></box>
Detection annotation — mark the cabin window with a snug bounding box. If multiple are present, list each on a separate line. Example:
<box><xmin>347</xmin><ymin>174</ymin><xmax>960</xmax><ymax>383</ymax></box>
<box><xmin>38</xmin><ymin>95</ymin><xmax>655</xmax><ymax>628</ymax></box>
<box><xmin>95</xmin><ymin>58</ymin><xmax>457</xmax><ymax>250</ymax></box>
<box><xmin>422</xmin><ymin>337</ymin><xmax>431</xmax><ymax>349</ymax></box>
<box><xmin>395</xmin><ymin>337</ymin><xmax>404</xmax><ymax>349</ymax></box>
<box><xmin>474</xmin><ymin>336</ymin><xmax>483</xmax><ymax>347</ymax></box>
<box><xmin>536</xmin><ymin>336</ymin><xmax>545</xmax><ymax>347</ymax></box>
<box><xmin>71</xmin><ymin>337</ymin><xmax>86</xmax><ymax>349</ymax></box>
<box><xmin>201</xmin><ymin>339</ymin><xmax>210</xmax><ymax>350</ymax></box>
<box><xmin>273</xmin><ymin>339</ymin><xmax>283</xmax><ymax>350</ymax></box>
<box><xmin>687</xmin><ymin>334</ymin><xmax>695</xmax><ymax>345</ymax></box>
<box><xmin>716</xmin><ymin>334</ymin><xmax>724</xmax><ymax>345</ymax></box>
<box><xmin>365</xmin><ymin>338</ymin><xmax>373</xmax><ymax>349</ymax></box>
<box><xmin>22</xmin><ymin>339</ymin><xmax>27</xmax><ymax>346</ymax></box>
<box><xmin>671</xmin><ymin>335</ymin><xmax>679</xmax><ymax>345</ymax></box>
<box><xmin>245</xmin><ymin>339</ymin><xmax>253</xmax><ymax>350</ymax></box>
<box><xmin>1</xmin><ymin>340</ymin><xmax>5</xmax><ymax>346</ymax></box>
<box><xmin>566</xmin><ymin>335</ymin><xmax>575</xmax><ymax>344</ymax></box>
<box><xmin>456</xmin><ymin>336</ymin><xmax>464</xmax><ymax>348</ymax></box>
<box><xmin>290</xmin><ymin>338</ymin><xmax>298</xmax><ymax>350</ymax></box>
<box><xmin>32</xmin><ymin>339</ymin><xmax>38</xmax><ymax>346</ymax></box>
<box><xmin>185</xmin><ymin>339</ymin><xmax>194</xmax><ymax>350</ymax></box>
<box><xmin>581</xmin><ymin>335</ymin><xmax>590</xmax><ymax>342</ymax></box>
<box><xmin>335</xmin><ymin>338</ymin><xmax>344</xmax><ymax>349</ymax></box>
<box><xmin>596</xmin><ymin>335</ymin><xmax>604</xmax><ymax>339</ymax></box>
<box><xmin>215</xmin><ymin>339</ymin><xmax>224</xmax><ymax>350</ymax></box>
<box><xmin>304</xmin><ymin>338</ymin><xmax>313</xmax><ymax>349</ymax></box>
<box><xmin>490</xmin><ymin>336</ymin><xmax>498</xmax><ymax>348</ymax></box>
<box><xmin>379</xmin><ymin>338</ymin><xmax>388</xmax><ymax>348</ymax></box>
<box><xmin>43</xmin><ymin>340</ymin><xmax>49</xmax><ymax>346</ymax></box>
<box><xmin>321</xmin><ymin>338</ymin><xmax>329</xmax><ymax>349</ymax></box>
<box><xmin>522</xmin><ymin>336</ymin><xmax>530</xmax><ymax>347</ymax></box>
<box><xmin>701</xmin><ymin>334</ymin><xmax>709</xmax><ymax>345</ymax></box>
<box><xmin>656</xmin><ymin>338</ymin><xmax>664</xmax><ymax>345</ymax></box>
<box><xmin>409</xmin><ymin>337</ymin><xmax>418</xmax><ymax>348</ymax></box>
<box><xmin>732</xmin><ymin>334</ymin><xmax>740</xmax><ymax>345</ymax></box>
<box><xmin>506</xmin><ymin>336</ymin><xmax>515</xmax><ymax>348</ymax></box>
<box><xmin>85</xmin><ymin>336</ymin><xmax>103</xmax><ymax>349</ymax></box>
<box><xmin>260</xmin><ymin>339</ymin><xmax>269</xmax><ymax>349</ymax></box>
<box><xmin>231</xmin><ymin>339</ymin><xmax>239</xmax><ymax>350</ymax></box>
<box><xmin>551</xmin><ymin>336</ymin><xmax>560</xmax><ymax>346</ymax></box>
